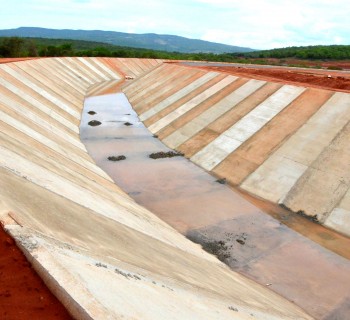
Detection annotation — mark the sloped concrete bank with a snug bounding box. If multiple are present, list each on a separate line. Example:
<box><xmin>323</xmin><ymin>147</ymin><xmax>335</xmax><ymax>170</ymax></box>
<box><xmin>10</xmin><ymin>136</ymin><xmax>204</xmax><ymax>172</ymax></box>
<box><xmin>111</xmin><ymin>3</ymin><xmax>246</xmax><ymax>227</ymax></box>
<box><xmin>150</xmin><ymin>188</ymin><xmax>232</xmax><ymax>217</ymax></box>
<box><xmin>81</xmin><ymin>90</ymin><xmax>350</xmax><ymax>319</ymax></box>
<box><xmin>123</xmin><ymin>63</ymin><xmax>350</xmax><ymax>237</ymax></box>
<box><xmin>0</xmin><ymin>58</ymin><xmax>311</xmax><ymax>319</ymax></box>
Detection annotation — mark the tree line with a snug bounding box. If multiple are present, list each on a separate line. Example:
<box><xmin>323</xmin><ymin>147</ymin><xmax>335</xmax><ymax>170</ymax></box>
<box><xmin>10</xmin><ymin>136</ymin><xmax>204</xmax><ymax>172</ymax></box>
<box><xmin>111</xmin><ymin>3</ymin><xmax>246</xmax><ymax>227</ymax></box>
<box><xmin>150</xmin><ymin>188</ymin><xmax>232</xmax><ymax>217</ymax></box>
<box><xmin>239</xmin><ymin>45</ymin><xmax>350</xmax><ymax>60</ymax></box>
<box><xmin>1</xmin><ymin>37</ymin><xmax>350</xmax><ymax>62</ymax></box>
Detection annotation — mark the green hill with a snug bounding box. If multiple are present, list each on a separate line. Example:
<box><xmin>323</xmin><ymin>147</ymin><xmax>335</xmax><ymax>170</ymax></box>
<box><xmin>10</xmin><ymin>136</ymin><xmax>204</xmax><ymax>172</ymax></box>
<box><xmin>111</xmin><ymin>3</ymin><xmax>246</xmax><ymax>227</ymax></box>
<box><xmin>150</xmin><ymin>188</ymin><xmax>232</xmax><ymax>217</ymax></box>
<box><xmin>0</xmin><ymin>27</ymin><xmax>254</xmax><ymax>54</ymax></box>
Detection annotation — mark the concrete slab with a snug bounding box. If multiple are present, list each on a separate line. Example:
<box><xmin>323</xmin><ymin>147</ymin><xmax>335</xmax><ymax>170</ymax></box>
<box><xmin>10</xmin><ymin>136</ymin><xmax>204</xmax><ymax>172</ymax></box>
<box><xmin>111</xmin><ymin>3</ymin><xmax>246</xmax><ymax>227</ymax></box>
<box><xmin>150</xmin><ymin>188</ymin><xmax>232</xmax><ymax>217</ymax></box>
<box><xmin>242</xmin><ymin>92</ymin><xmax>350</xmax><ymax>204</ymax></box>
<box><xmin>149</xmin><ymin>75</ymin><xmax>237</xmax><ymax>133</ymax></box>
<box><xmin>191</xmin><ymin>85</ymin><xmax>305</xmax><ymax>170</ymax></box>
<box><xmin>139</xmin><ymin>72</ymin><xmax>219</xmax><ymax>121</ymax></box>
<box><xmin>163</xmin><ymin>79</ymin><xmax>266</xmax><ymax>148</ymax></box>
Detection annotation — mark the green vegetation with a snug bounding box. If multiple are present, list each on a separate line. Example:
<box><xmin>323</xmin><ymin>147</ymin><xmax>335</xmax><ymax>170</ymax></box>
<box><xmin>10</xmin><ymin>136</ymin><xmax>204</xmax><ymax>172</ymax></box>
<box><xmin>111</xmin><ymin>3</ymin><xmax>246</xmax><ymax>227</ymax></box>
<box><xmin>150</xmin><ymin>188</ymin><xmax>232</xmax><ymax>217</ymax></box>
<box><xmin>240</xmin><ymin>45</ymin><xmax>350</xmax><ymax>60</ymax></box>
<box><xmin>0</xmin><ymin>36</ymin><xmax>250</xmax><ymax>61</ymax></box>
<box><xmin>1</xmin><ymin>37</ymin><xmax>349</xmax><ymax>70</ymax></box>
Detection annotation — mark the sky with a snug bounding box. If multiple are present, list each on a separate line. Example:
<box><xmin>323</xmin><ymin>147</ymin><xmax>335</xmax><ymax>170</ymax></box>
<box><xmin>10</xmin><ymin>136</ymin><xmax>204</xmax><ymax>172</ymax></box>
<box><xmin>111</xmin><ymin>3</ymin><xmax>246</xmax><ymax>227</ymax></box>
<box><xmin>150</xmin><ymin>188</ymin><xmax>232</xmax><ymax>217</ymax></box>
<box><xmin>1</xmin><ymin>0</ymin><xmax>350</xmax><ymax>49</ymax></box>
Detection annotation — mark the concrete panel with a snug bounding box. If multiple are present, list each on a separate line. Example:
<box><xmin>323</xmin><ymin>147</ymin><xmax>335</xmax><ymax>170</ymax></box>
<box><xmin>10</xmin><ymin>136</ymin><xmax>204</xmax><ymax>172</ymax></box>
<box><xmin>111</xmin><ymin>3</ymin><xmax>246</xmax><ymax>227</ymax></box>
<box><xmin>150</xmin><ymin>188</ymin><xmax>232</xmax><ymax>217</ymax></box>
<box><xmin>127</xmin><ymin>66</ymin><xmax>182</xmax><ymax>103</ymax></box>
<box><xmin>241</xmin><ymin>92</ymin><xmax>350</xmax><ymax>203</ymax></box>
<box><xmin>163</xmin><ymin>79</ymin><xmax>266</xmax><ymax>148</ymax></box>
<box><xmin>0</xmin><ymin>99</ymin><xmax>83</xmax><ymax>150</ymax></box>
<box><xmin>0</xmin><ymin>77</ymin><xmax>79</xmax><ymax>132</ymax></box>
<box><xmin>178</xmin><ymin>82</ymin><xmax>282</xmax><ymax>157</ymax></box>
<box><xmin>61</xmin><ymin>57</ymin><xmax>100</xmax><ymax>83</ymax></box>
<box><xmin>1</xmin><ymin>64</ymin><xmax>81</xmax><ymax>118</ymax></box>
<box><xmin>11</xmin><ymin>62</ymin><xmax>84</xmax><ymax>106</ymax></box>
<box><xmin>326</xmin><ymin>207</ymin><xmax>350</xmax><ymax>237</ymax></box>
<box><xmin>33</xmin><ymin>59</ymin><xmax>88</xmax><ymax>92</ymax></box>
<box><xmin>145</xmin><ymin>73</ymin><xmax>228</xmax><ymax>127</ymax></box>
<box><xmin>89</xmin><ymin>57</ymin><xmax>122</xmax><ymax>79</ymax></box>
<box><xmin>213</xmin><ymin>88</ymin><xmax>333</xmax><ymax>185</ymax></box>
<box><xmin>0</xmin><ymin>113</ymin><xmax>105</xmax><ymax>178</ymax></box>
<box><xmin>139</xmin><ymin>72</ymin><xmax>219</xmax><ymax>121</ymax></box>
<box><xmin>191</xmin><ymin>85</ymin><xmax>305</xmax><ymax>170</ymax></box>
<box><xmin>77</xmin><ymin>57</ymin><xmax>111</xmax><ymax>81</ymax></box>
<box><xmin>283</xmin><ymin>121</ymin><xmax>350</xmax><ymax>221</ymax></box>
<box><xmin>148</xmin><ymin>75</ymin><xmax>237</xmax><ymax>133</ymax></box>
<box><xmin>55</xmin><ymin>58</ymin><xmax>95</xmax><ymax>84</ymax></box>
<box><xmin>132</xmin><ymin>70</ymin><xmax>204</xmax><ymax>115</ymax></box>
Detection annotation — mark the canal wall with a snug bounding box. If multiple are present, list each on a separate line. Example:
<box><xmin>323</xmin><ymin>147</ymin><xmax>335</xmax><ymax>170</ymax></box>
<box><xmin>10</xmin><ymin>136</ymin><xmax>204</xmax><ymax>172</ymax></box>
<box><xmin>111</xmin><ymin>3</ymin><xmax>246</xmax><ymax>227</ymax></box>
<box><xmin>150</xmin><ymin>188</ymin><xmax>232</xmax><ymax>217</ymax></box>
<box><xmin>0</xmin><ymin>58</ymin><xmax>310</xmax><ymax>319</ymax></box>
<box><xmin>124</xmin><ymin>63</ymin><xmax>350</xmax><ymax>237</ymax></box>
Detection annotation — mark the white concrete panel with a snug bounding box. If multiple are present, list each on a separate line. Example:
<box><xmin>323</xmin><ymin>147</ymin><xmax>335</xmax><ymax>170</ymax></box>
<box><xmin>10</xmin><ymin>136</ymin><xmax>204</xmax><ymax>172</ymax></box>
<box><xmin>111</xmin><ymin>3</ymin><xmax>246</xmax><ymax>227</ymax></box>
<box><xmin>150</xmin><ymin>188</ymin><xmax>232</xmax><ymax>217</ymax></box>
<box><xmin>139</xmin><ymin>72</ymin><xmax>219</xmax><ymax>121</ymax></box>
<box><xmin>164</xmin><ymin>79</ymin><xmax>266</xmax><ymax>148</ymax></box>
<box><xmin>55</xmin><ymin>58</ymin><xmax>95</xmax><ymax>84</ymax></box>
<box><xmin>0</xmin><ymin>78</ymin><xmax>78</xmax><ymax>133</ymax></box>
<box><xmin>0</xmin><ymin>64</ymin><xmax>81</xmax><ymax>119</ymax></box>
<box><xmin>242</xmin><ymin>156</ymin><xmax>308</xmax><ymax>203</ymax></box>
<box><xmin>0</xmin><ymin>97</ymin><xmax>83</xmax><ymax>150</ymax></box>
<box><xmin>128</xmin><ymin>67</ymin><xmax>187</xmax><ymax>103</ymax></box>
<box><xmin>11</xmin><ymin>62</ymin><xmax>84</xmax><ymax>106</ymax></box>
<box><xmin>0</xmin><ymin>111</ymin><xmax>108</xmax><ymax>179</ymax></box>
<box><xmin>65</xmin><ymin>57</ymin><xmax>102</xmax><ymax>83</ymax></box>
<box><xmin>90</xmin><ymin>58</ymin><xmax>122</xmax><ymax>79</ymax></box>
<box><xmin>77</xmin><ymin>57</ymin><xmax>111</xmax><ymax>81</ymax></box>
<box><xmin>148</xmin><ymin>76</ymin><xmax>237</xmax><ymax>133</ymax></box>
<box><xmin>325</xmin><ymin>208</ymin><xmax>350</xmax><ymax>237</ymax></box>
<box><xmin>325</xmin><ymin>187</ymin><xmax>350</xmax><ymax>236</ymax></box>
<box><xmin>274</xmin><ymin>92</ymin><xmax>350</xmax><ymax>166</ymax></box>
<box><xmin>241</xmin><ymin>92</ymin><xmax>350</xmax><ymax>203</ymax></box>
<box><xmin>191</xmin><ymin>136</ymin><xmax>242</xmax><ymax>171</ymax></box>
<box><xmin>191</xmin><ymin>85</ymin><xmax>305</xmax><ymax>170</ymax></box>
<box><xmin>33</xmin><ymin>59</ymin><xmax>87</xmax><ymax>92</ymax></box>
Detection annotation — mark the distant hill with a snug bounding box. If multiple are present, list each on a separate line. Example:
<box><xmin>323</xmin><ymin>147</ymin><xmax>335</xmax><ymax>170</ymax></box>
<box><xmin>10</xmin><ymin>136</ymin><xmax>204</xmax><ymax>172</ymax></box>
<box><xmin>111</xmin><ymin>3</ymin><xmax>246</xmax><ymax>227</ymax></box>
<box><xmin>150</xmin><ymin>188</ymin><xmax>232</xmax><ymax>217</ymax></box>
<box><xmin>0</xmin><ymin>27</ymin><xmax>255</xmax><ymax>54</ymax></box>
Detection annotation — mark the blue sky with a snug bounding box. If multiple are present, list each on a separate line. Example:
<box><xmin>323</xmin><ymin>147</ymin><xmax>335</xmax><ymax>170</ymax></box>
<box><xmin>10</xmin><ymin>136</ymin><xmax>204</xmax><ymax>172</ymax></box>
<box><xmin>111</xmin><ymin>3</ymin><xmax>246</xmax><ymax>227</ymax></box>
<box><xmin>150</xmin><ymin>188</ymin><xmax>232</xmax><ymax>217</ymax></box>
<box><xmin>2</xmin><ymin>0</ymin><xmax>350</xmax><ymax>49</ymax></box>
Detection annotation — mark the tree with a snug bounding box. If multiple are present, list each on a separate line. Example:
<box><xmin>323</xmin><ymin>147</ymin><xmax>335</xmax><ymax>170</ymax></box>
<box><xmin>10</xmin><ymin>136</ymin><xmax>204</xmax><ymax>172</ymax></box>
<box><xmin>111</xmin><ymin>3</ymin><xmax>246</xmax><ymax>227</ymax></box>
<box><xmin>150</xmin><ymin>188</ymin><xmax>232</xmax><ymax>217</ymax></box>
<box><xmin>0</xmin><ymin>37</ymin><xmax>25</xmax><ymax>57</ymax></box>
<box><xmin>27</xmin><ymin>40</ymin><xmax>38</xmax><ymax>57</ymax></box>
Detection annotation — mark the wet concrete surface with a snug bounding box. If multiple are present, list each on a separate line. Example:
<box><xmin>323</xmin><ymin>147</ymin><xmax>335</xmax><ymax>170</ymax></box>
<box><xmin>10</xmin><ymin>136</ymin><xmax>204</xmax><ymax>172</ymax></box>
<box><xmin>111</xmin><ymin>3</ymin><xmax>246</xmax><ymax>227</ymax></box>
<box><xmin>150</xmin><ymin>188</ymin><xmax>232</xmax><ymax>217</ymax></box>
<box><xmin>80</xmin><ymin>91</ymin><xmax>350</xmax><ymax>319</ymax></box>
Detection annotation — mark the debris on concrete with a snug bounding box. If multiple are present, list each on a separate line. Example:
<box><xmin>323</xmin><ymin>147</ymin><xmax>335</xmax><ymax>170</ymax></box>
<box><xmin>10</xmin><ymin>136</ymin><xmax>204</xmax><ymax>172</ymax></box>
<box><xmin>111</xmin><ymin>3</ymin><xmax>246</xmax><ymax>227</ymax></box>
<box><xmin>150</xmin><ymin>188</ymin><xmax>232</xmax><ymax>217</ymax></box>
<box><xmin>149</xmin><ymin>151</ymin><xmax>184</xmax><ymax>159</ymax></box>
<box><xmin>88</xmin><ymin>120</ymin><xmax>102</xmax><ymax>126</ymax></box>
<box><xmin>108</xmin><ymin>155</ymin><xmax>126</xmax><ymax>162</ymax></box>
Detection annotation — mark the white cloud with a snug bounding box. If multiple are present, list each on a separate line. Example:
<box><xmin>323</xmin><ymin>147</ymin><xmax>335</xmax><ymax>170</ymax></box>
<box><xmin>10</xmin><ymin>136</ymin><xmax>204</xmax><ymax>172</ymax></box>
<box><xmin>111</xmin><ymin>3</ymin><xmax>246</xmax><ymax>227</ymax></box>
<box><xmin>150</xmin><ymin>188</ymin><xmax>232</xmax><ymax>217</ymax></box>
<box><xmin>1</xmin><ymin>0</ymin><xmax>350</xmax><ymax>49</ymax></box>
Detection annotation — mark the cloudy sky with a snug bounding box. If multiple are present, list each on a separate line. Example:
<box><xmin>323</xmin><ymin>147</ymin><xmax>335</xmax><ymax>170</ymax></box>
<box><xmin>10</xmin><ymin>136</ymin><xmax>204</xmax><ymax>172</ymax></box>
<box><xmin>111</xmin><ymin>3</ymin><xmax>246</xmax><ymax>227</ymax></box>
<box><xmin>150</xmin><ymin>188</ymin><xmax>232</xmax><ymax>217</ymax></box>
<box><xmin>2</xmin><ymin>0</ymin><xmax>350</xmax><ymax>49</ymax></box>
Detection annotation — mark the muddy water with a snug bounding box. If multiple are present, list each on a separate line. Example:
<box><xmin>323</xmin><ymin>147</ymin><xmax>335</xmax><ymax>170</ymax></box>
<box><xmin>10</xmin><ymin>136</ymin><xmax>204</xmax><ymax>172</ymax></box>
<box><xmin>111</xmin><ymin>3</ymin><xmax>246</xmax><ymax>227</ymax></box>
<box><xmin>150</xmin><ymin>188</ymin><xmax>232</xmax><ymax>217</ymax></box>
<box><xmin>81</xmin><ymin>91</ymin><xmax>350</xmax><ymax>319</ymax></box>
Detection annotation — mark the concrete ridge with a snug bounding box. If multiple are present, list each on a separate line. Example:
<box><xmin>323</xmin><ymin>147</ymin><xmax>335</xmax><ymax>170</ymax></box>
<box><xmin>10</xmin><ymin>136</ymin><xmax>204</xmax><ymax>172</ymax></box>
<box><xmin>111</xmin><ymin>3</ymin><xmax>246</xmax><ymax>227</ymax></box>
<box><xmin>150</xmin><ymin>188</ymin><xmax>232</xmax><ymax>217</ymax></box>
<box><xmin>0</xmin><ymin>57</ymin><xmax>311</xmax><ymax>319</ymax></box>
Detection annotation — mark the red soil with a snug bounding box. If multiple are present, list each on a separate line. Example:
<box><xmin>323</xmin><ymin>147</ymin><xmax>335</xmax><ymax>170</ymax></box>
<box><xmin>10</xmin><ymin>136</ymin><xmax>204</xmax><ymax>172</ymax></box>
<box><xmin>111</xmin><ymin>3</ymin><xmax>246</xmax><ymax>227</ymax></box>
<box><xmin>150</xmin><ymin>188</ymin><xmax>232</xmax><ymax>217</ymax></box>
<box><xmin>194</xmin><ymin>65</ymin><xmax>350</xmax><ymax>92</ymax></box>
<box><xmin>0</xmin><ymin>225</ymin><xmax>73</xmax><ymax>320</ymax></box>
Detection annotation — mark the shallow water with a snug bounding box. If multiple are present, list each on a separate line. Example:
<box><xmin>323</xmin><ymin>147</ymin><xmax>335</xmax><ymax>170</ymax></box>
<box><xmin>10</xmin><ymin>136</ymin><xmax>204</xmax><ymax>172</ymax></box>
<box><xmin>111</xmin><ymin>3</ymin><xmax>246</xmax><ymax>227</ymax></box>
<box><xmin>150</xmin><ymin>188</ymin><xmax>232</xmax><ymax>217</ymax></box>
<box><xmin>81</xmin><ymin>90</ymin><xmax>350</xmax><ymax>319</ymax></box>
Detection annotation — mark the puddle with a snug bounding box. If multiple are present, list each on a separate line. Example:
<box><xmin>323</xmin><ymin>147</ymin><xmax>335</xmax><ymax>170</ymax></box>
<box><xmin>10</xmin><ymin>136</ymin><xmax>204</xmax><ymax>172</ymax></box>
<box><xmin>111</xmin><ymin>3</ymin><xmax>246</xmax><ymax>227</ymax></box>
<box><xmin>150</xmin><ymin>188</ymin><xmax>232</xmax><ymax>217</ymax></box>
<box><xmin>80</xmin><ymin>89</ymin><xmax>350</xmax><ymax>319</ymax></box>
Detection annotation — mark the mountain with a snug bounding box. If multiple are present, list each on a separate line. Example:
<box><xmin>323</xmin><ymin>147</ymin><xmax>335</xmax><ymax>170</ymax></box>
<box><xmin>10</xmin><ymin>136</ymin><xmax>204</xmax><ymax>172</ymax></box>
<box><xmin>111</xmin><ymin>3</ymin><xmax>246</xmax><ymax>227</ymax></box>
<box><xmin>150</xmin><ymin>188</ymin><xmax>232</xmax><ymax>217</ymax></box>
<box><xmin>0</xmin><ymin>27</ymin><xmax>254</xmax><ymax>54</ymax></box>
